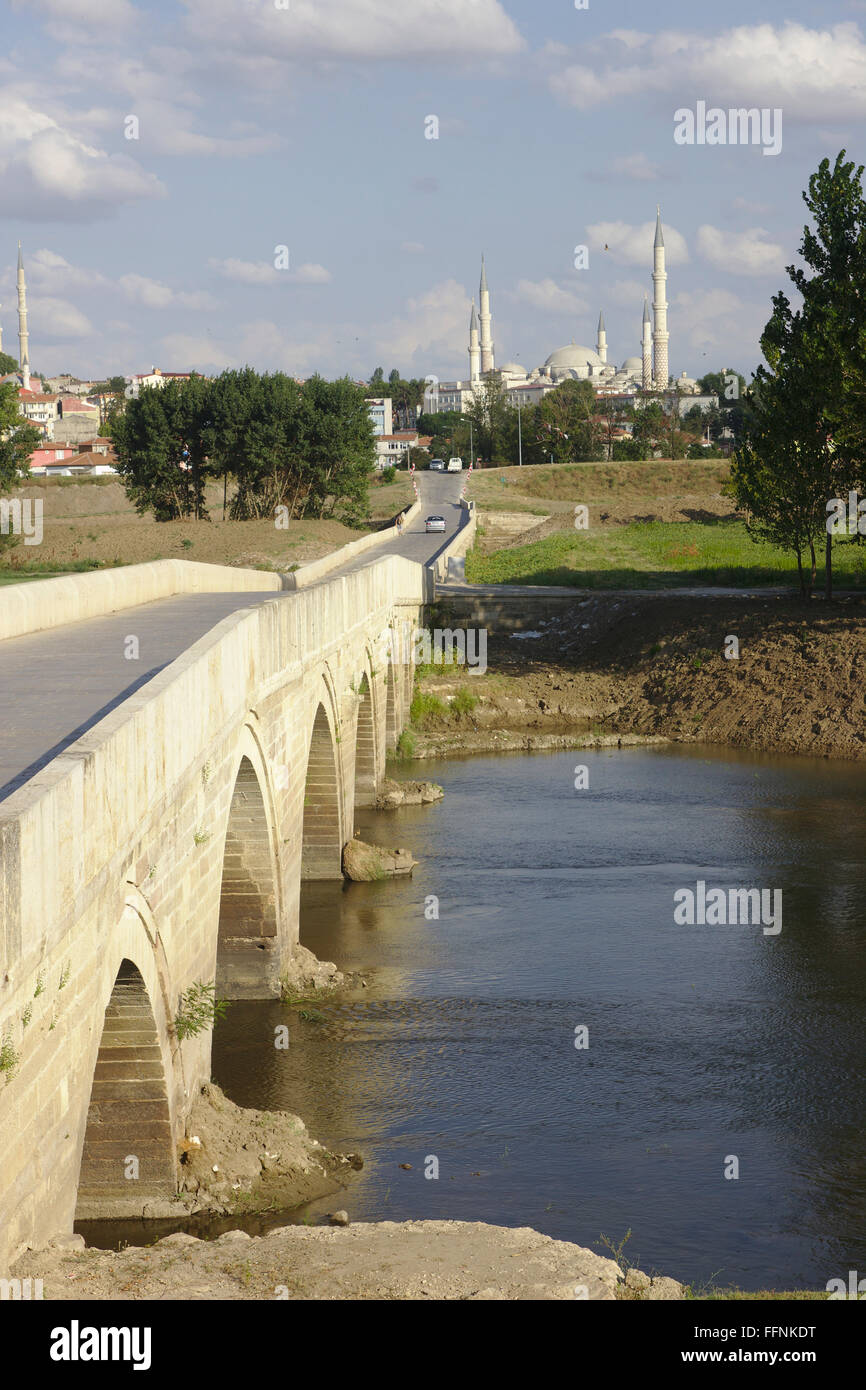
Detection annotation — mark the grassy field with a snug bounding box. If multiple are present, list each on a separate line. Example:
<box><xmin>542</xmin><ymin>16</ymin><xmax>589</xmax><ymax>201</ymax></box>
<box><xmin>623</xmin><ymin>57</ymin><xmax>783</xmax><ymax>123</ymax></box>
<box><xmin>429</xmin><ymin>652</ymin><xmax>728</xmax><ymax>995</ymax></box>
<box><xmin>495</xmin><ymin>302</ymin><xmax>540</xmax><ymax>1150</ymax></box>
<box><xmin>468</xmin><ymin>458</ymin><xmax>732</xmax><ymax>514</ymax></box>
<box><xmin>465</xmin><ymin>518</ymin><xmax>866</xmax><ymax>589</ymax></box>
<box><xmin>0</xmin><ymin>472</ymin><xmax>414</xmax><ymax>581</ymax></box>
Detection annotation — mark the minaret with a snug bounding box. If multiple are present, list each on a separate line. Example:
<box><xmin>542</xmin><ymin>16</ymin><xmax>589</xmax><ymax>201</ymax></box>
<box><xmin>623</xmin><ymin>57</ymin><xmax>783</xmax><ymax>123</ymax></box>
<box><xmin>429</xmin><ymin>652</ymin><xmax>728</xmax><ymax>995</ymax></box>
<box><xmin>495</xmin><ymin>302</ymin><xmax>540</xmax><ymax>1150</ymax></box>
<box><xmin>642</xmin><ymin>296</ymin><xmax>652</xmax><ymax>391</ymax></box>
<box><xmin>17</xmin><ymin>242</ymin><xmax>30</xmax><ymax>390</ymax></box>
<box><xmin>652</xmin><ymin>207</ymin><xmax>668</xmax><ymax>391</ymax></box>
<box><xmin>468</xmin><ymin>299</ymin><xmax>480</xmax><ymax>382</ymax></box>
<box><xmin>596</xmin><ymin>311</ymin><xmax>607</xmax><ymax>366</ymax></box>
<box><xmin>479</xmin><ymin>255</ymin><xmax>494</xmax><ymax>373</ymax></box>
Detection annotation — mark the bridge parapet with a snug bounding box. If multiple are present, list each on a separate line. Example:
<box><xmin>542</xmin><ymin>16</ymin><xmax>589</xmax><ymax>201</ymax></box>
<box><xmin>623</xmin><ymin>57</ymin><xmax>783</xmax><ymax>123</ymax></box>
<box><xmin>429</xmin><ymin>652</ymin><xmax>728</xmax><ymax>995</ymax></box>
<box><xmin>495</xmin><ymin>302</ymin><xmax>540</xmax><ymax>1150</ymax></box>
<box><xmin>0</xmin><ymin>554</ymin><xmax>429</xmax><ymax>1267</ymax></box>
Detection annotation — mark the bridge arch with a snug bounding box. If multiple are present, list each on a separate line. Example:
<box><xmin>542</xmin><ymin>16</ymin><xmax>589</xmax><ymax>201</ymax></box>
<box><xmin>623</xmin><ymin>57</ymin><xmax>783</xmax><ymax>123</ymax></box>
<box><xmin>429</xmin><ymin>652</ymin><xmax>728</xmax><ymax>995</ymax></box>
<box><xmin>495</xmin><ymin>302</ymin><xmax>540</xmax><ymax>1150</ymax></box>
<box><xmin>75</xmin><ymin>931</ymin><xmax>176</xmax><ymax>1220</ymax></box>
<box><xmin>216</xmin><ymin>730</ymin><xmax>282</xmax><ymax>998</ymax></box>
<box><xmin>354</xmin><ymin>668</ymin><xmax>378</xmax><ymax>807</ymax></box>
<box><xmin>385</xmin><ymin>648</ymin><xmax>399</xmax><ymax>752</ymax></box>
<box><xmin>301</xmin><ymin>695</ymin><xmax>344</xmax><ymax>879</ymax></box>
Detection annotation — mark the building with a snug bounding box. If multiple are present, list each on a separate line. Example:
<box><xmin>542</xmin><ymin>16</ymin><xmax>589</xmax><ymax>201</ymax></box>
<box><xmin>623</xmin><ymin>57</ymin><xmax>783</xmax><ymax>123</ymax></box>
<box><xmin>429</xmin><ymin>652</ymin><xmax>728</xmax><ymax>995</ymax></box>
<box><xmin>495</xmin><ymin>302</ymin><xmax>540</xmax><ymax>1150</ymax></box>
<box><xmin>29</xmin><ymin>438</ymin><xmax>117</xmax><ymax>476</ymax></box>
<box><xmin>126</xmin><ymin>368</ymin><xmax>193</xmax><ymax>392</ymax></box>
<box><xmin>374</xmin><ymin>431</ymin><xmax>431</xmax><ymax>468</ymax></box>
<box><xmin>366</xmin><ymin>397</ymin><xmax>393</xmax><ymax>437</ymax></box>
<box><xmin>18</xmin><ymin>390</ymin><xmax>61</xmax><ymax>432</ymax></box>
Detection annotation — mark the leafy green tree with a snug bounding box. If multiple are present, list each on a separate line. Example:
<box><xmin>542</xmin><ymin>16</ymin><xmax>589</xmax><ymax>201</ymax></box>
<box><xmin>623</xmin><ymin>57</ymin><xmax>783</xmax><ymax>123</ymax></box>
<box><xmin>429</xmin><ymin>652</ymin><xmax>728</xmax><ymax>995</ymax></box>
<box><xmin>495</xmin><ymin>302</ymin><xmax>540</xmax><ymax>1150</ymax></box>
<box><xmin>536</xmin><ymin>379</ymin><xmax>601</xmax><ymax>462</ymax></box>
<box><xmin>696</xmin><ymin>368</ymin><xmax>747</xmax><ymax>402</ymax></box>
<box><xmin>298</xmin><ymin>375</ymin><xmax>376</xmax><ymax>523</ymax></box>
<box><xmin>112</xmin><ymin>377</ymin><xmax>212</xmax><ymax>520</ymax></box>
<box><xmin>466</xmin><ymin>377</ymin><xmax>512</xmax><ymax>463</ymax></box>
<box><xmin>0</xmin><ymin>382</ymin><xmax>41</xmax><ymax>491</ymax></box>
<box><xmin>732</xmin><ymin>151</ymin><xmax>866</xmax><ymax>598</ymax></box>
<box><xmin>0</xmin><ymin>351</ymin><xmax>20</xmax><ymax>378</ymax></box>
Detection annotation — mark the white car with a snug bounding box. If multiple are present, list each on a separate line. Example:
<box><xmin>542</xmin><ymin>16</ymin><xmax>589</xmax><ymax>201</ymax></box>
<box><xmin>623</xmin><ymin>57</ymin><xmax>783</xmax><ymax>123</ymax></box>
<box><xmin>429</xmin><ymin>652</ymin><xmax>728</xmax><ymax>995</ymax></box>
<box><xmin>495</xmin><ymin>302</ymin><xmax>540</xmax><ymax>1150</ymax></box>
<box><xmin>425</xmin><ymin>515</ymin><xmax>447</xmax><ymax>533</ymax></box>
<box><xmin>429</xmin><ymin>458</ymin><xmax>445</xmax><ymax>471</ymax></box>
<box><xmin>447</xmin><ymin>457</ymin><xmax>463</xmax><ymax>471</ymax></box>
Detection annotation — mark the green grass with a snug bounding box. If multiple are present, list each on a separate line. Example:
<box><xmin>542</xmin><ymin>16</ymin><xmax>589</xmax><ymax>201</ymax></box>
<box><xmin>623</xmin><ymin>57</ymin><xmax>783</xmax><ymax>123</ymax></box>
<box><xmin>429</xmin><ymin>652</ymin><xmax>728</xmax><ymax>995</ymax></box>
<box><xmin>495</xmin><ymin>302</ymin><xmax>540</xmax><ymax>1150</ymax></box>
<box><xmin>451</xmin><ymin>687</ymin><xmax>479</xmax><ymax>716</ymax></box>
<box><xmin>409</xmin><ymin>691</ymin><xmax>448</xmax><ymax>725</ymax></box>
<box><xmin>465</xmin><ymin>519</ymin><xmax>866</xmax><ymax>590</ymax></box>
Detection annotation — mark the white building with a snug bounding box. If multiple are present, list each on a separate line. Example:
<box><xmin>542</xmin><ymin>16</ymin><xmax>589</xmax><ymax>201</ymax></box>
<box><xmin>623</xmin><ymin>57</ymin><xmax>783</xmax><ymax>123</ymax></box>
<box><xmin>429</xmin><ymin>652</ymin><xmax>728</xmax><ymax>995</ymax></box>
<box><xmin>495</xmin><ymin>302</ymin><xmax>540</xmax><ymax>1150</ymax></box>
<box><xmin>366</xmin><ymin>397</ymin><xmax>393</xmax><ymax>436</ymax></box>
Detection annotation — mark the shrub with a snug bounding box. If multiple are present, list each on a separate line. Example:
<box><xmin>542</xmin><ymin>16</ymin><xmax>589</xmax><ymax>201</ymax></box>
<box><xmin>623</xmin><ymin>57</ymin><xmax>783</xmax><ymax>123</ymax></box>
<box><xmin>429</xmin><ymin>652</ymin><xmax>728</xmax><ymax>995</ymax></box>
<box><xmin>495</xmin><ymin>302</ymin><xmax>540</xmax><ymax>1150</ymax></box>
<box><xmin>410</xmin><ymin>691</ymin><xmax>447</xmax><ymax>725</ymax></box>
<box><xmin>451</xmin><ymin>687</ymin><xmax>479</xmax><ymax>717</ymax></box>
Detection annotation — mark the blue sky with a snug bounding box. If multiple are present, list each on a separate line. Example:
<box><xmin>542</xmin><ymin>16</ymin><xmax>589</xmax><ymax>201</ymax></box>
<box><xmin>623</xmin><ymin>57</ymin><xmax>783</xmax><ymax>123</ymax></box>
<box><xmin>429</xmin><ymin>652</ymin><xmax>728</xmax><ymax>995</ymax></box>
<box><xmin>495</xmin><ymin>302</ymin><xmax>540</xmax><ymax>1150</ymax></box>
<box><xmin>1</xmin><ymin>0</ymin><xmax>865</xmax><ymax>384</ymax></box>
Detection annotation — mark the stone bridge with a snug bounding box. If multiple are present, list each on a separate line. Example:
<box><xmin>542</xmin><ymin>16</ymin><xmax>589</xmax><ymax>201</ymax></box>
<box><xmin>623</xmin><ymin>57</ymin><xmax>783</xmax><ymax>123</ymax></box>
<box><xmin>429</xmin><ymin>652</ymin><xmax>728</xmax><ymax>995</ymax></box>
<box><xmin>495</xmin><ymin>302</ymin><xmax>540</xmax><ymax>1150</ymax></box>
<box><xmin>0</xmin><ymin>555</ymin><xmax>429</xmax><ymax>1268</ymax></box>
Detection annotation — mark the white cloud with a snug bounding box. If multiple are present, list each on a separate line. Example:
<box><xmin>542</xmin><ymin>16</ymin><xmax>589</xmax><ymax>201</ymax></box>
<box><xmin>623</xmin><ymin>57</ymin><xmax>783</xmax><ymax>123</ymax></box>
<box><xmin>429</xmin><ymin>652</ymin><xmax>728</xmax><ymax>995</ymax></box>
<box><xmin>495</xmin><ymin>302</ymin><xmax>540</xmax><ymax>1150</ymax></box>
<box><xmin>550</xmin><ymin>21</ymin><xmax>866</xmax><ymax>121</ymax></box>
<box><xmin>28</xmin><ymin>296</ymin><xmax>93</xmax><ymax>338</ymax></box>
<box><xmin>182</xmin><ymin>0</ymin><xmax>524</xmax><ymax>64</ymax></box>
<box><xmin>511</xmin><ymin>279</ymin><xmax>589</xmax><ymax>316</ymax></box>
<box><xmin>586</xmin><ymin>219</ymin><xmax>689</xmax><ymax>266</ymax></box>
<box><xmin>23</xmin><ymin>249</ymin><xmax>109</xmax><ymax>292</ymax></box>
<box><xmin>209</xmin><ymin>258</ymin><xmax>331</xmax><ymax>285</ymax></box>
<box><xmin>119</xmin><ymin>273</ymin><xmax>217</xmax><ymax>310</ymax></box>
<box><xmin>0</xmin><ymin>91</ymin><xmax>164</xmax><ymax>220</ymax></box>
<box><xmin>696</xmin><ymin>225</ymin><xmax>784</xmax><ymax>276</ymax></box>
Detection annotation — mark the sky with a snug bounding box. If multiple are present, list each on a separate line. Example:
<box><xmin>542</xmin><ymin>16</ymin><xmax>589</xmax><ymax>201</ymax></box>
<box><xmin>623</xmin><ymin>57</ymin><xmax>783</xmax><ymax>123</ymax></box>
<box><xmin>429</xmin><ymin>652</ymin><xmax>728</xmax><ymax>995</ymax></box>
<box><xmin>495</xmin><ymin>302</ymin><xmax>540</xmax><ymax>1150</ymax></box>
<box><xmin>1</xmin><ymin>0</ymin><xmax>865</xmax><ymax>386</ymax></box>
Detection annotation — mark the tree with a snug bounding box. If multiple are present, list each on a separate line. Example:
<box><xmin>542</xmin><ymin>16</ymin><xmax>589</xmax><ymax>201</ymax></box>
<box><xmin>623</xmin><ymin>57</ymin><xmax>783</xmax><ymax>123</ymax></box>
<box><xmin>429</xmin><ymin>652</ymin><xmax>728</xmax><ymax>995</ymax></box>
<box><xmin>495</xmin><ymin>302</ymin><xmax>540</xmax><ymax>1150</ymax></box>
<box><xmin>465</xmin><ymin>378</ymin><xmax>511</xmax><ymax>463</ymax></box>
<box><xmin>727</xmin><ymin>359</ymin><xmax>832</xmax><ymax>596</ymax></box>
<box><xmin>112</xmin><ymin>377</ymin><xmax>212</xmax><ymax>520</ymax></box>
<box><xmin>0</xmin><ymin>382</ymin><xmax>41</xmax><ymax>492</ymax></box>
<box><xmin>368</xmin><ymin>367</ymin><xmax>385</xmax><ymax>391</ymax></box>
<box><xmin>732</xmin><ymin>151</ymin><xmax>866</xmax><ymax>599</ymax></box>
<box><xmin>697</xmin><ymin>368</ymin><xmax>747</xmax><ymax>401</ymax></box>
<box><xmin>0</xmin><ymin>351</ymin><xmax>20</xmax><ymax>378</ymax></box>
<box><xmin>536</xmin><ymin>379</ymin><xmax>601</xmax><ymax>462</ymax></box>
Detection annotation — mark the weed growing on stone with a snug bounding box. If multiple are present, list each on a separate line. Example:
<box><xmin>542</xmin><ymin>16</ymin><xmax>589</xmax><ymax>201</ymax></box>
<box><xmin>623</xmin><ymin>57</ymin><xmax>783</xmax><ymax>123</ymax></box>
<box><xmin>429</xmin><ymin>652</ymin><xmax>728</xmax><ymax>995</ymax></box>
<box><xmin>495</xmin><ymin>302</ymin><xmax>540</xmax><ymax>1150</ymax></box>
<box><xmin>175</xmin><ymin>981</ymin><xmax>231</xmax><ymax>1040</ymax></box>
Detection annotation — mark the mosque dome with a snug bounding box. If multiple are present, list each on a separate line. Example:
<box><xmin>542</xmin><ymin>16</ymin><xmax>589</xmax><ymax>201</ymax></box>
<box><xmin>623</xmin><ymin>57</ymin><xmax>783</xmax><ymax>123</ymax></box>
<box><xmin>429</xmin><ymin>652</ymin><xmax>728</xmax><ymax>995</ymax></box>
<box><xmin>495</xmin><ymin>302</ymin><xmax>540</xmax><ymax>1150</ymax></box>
<box><xmin>542</xmin><ymin>342</ymin><xmax>604</xmax><ymax>378</ymax></box>
<box><xmin>499</xmin><ymin>361</ymin><xmax>524</xmax><ymax>376</ymax></box>
<box><xmin>622</xmin><ymin>357</ymin><xmax>643</xmax><ymax>373</ymax></box>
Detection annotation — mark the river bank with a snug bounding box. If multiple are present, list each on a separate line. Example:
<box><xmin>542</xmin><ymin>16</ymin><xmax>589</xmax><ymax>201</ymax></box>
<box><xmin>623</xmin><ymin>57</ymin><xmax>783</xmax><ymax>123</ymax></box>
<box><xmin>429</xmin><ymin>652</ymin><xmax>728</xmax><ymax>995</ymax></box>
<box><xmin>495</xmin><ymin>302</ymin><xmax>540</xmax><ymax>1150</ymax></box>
<box><xmin>411</xmin><ymin>591</ymin><xmax>866</xmax><ymax>761</ymax></box>
<box><xmin>14</xmin><ymin>1220</ymin><xmax>683</xmax><ymax>1300</ymax></box>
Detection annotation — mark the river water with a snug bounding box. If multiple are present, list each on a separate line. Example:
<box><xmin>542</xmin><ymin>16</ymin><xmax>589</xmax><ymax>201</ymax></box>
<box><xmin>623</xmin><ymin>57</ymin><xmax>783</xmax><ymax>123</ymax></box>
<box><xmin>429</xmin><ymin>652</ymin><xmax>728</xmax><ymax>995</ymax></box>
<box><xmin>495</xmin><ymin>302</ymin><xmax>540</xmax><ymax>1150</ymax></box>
<box><xmin>207</xmin><ymin>744</ymin><xmax>866</xmax><ymax>1293</ymax></box>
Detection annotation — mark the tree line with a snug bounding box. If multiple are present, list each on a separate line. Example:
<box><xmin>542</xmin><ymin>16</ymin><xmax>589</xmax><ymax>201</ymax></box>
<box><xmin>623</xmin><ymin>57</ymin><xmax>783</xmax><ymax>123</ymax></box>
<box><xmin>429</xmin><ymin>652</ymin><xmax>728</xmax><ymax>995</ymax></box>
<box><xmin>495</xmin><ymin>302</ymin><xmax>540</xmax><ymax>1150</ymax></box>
<box><xmin>729</xmin><ymin>150</ymin><xmax>866</xmax><ymax>598</ymax></box>
<box><xmin>418</xmin><ymin>377</ymin><xmax>740</xmax><ymax>467</ymax></box>
<box><xmin>110</xmin><ymin>370</ymin><xmax>377</xmax><ymax>525</ymax></box>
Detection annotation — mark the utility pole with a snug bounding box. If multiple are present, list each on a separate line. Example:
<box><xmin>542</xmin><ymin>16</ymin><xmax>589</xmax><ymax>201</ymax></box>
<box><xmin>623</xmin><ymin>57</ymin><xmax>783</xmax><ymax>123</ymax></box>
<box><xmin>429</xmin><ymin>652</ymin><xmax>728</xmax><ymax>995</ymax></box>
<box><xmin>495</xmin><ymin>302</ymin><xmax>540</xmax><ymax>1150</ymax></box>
<box><xmin>517</xmin><ymin>397</ymin><xmax>523</xmax><ymax>467</ymax></box>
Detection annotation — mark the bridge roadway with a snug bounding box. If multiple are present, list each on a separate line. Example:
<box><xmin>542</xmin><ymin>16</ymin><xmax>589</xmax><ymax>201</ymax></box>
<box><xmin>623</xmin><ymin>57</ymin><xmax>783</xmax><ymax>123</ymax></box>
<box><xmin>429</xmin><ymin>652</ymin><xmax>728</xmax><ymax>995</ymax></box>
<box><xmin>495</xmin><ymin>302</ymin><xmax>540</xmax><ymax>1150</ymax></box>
<box><xmin>0</xmin><ymin>474</ymin><xmax>465</xmax><ymax>803</ymax></box>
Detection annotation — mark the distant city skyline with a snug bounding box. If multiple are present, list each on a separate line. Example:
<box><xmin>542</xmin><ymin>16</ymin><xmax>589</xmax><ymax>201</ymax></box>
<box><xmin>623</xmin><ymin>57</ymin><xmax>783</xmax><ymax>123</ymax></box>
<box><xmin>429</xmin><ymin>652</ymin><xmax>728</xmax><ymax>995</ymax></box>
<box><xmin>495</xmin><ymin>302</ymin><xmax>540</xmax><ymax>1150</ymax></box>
<box><xmin>1</xmin><ymin>0</ymin><xmax>864</xmax><ymax>383</ymax></box>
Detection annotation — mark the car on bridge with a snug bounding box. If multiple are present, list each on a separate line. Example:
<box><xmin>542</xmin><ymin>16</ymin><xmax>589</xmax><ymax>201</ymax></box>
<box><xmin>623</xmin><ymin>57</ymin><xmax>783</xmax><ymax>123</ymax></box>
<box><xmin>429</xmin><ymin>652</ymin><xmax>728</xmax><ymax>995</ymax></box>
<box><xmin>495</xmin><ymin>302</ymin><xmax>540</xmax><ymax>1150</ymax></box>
<box><xmin>425</xmin><ymin>515</ymin><xmax>447</xmax><ymax>533</ymax></box>
<box><xmin>447</xmin><ymin>457</ymin><xmax>463</xmax><ymax>471</ymax></box>
<box><xmin>429</xmin><ymin>458</ymin><xmax>445</xmax><ymax>471</ymax></box>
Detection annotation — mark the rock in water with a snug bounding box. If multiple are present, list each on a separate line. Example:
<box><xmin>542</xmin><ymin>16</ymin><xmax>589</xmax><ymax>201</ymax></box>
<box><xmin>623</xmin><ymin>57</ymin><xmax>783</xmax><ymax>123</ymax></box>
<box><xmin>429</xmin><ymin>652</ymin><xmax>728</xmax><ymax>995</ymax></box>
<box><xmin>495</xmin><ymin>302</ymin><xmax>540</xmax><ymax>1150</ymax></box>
<box><xmin>375</xmin><ymin>779</ymin><xmax>444</xmax><ymax>809</ymax></box>
<box><xmin>342</xmin><ymin>839</ymin><xmax>418</xmax><ymax>881</ymax></box>
<box><xmin>329</xmin><ymin>1210</ymin><xmax>350</xmax><ymax>1227</ymax></box>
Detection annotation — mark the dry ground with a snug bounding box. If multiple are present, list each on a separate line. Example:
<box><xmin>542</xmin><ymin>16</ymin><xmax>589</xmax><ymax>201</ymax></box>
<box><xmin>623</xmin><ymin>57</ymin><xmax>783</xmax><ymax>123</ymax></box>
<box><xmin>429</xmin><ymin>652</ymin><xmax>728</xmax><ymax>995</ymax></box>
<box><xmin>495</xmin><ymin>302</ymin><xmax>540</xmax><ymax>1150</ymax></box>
<box><xmin>3</xmin><ymin>474</ymin><xmax>413</xmax><ymax>574</ymax></box>
<box><xmin>411</xmin><ymin>593</ymin><xmax>866</xmax><ymax>763</ymax></box>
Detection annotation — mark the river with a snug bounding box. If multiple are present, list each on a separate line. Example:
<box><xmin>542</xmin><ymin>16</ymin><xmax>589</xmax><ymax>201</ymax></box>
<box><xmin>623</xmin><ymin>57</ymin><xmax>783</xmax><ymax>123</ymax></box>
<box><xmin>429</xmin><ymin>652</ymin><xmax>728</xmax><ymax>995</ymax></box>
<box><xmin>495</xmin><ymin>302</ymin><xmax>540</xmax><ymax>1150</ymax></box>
<box><xmin>207</xmin><ymin>743</ymin><xmax>866</xmax><ymax>1292</ymax></box>
<box><xmin>80</xmin><ymin>744</ymin><xmax>866</xmax><ymax>1290</ymax></box>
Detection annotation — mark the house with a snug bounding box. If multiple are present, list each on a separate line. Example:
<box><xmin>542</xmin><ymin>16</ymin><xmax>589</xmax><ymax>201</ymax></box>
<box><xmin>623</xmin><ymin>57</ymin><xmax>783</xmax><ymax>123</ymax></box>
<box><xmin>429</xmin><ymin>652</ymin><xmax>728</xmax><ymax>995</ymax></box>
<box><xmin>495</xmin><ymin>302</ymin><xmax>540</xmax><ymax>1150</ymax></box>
<box><xmin>374</xmin><ymin>431</ymin><xmax>431</xmax><ymax>468</ymax></box>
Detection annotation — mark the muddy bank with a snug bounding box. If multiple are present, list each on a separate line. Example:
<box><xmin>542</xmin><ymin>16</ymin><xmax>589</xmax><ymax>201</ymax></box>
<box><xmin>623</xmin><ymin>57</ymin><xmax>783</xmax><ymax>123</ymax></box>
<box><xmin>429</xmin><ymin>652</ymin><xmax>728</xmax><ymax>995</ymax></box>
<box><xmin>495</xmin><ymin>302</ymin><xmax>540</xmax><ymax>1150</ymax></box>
<box><xmin>104</xmin><ymin>1083</ymin><xmax>363</xmax><ymax>1225</ymax></box>
<box><xmin>13</xmin><ymin>1219</ymin><xmax>684</xmax><ymax>1300</ymax></box>
<box><xmin>412</xmin><ymin>592</ymin><xmax>866</xmax><ymax>762</ymax></box>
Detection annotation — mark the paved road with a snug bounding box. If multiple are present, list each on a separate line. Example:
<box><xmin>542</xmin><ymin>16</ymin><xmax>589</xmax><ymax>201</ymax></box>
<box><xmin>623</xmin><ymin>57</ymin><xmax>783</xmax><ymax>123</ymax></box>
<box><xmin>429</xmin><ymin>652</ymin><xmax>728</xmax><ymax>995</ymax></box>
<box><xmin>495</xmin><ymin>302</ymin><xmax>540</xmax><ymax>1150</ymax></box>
<box><xmin>0</xmin><ymin>475</ymin><xmax>468</xmax><ymax>802</ymax></box>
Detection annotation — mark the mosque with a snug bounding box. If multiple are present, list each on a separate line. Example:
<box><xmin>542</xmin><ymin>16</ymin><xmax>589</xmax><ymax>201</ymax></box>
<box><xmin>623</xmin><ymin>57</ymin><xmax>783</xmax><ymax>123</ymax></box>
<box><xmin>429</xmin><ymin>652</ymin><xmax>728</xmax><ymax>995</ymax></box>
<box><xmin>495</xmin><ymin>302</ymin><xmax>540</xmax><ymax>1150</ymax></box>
<box><xmin>425</xmin><ymin>208</ymin><xmax>701</xmax><ymax>414</ymax></box>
